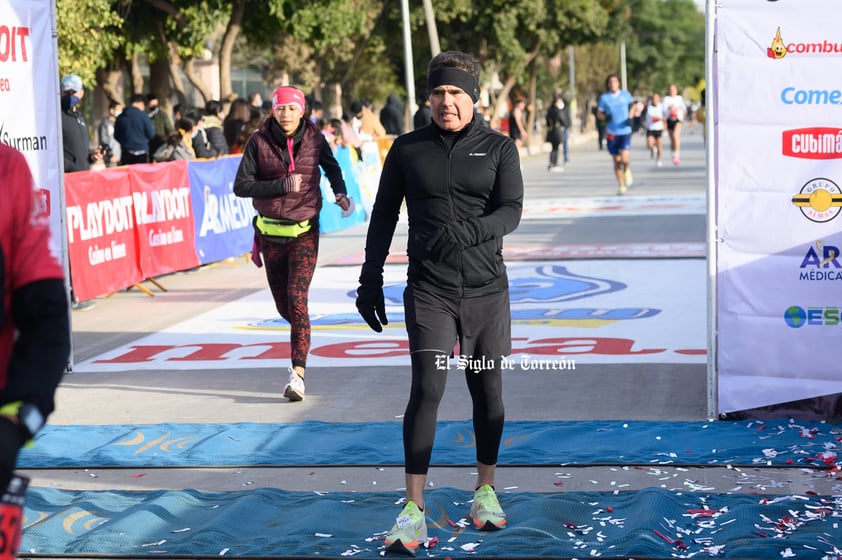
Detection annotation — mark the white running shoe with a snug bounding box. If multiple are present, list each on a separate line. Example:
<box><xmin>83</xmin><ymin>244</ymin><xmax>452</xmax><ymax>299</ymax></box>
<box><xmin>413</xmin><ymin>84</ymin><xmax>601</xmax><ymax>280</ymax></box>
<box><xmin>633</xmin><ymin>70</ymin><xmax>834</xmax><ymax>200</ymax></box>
<box><xmin>283</xmin><ymin>368</ymin><xmax>305</xmax><ymax>401</ymax></box>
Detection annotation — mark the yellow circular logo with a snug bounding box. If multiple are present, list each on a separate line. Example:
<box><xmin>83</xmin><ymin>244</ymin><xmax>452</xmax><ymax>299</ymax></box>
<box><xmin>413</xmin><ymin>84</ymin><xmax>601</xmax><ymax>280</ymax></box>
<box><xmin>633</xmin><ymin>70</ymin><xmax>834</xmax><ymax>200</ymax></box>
<box><xmin>791</xmin><ymin>178</ymin><xmax>842</xmax><ymax>222</ymax></box>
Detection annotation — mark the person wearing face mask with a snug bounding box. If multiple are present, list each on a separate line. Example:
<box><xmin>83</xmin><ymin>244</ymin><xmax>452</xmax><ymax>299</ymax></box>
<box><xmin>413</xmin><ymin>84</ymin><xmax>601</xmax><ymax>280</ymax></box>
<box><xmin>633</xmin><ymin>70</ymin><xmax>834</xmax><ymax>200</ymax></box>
<box><xmin>233</xmin><ymin>86</ymin><xmax>351</xmax><ymax>403</ymax></box>
<box><xmin>355</xmin><ymin>50</ymin><xmax>523</xmax><ymax>556</ymax></box>
<box><xmin>60</xmin><ymin>74</ymin><xmax>104</xmax><ymax>172</ymax></box>
<box><xmin>98</xmin><ymin>100</ymin><xmax>123</xmax><ymax>168</ymax></box>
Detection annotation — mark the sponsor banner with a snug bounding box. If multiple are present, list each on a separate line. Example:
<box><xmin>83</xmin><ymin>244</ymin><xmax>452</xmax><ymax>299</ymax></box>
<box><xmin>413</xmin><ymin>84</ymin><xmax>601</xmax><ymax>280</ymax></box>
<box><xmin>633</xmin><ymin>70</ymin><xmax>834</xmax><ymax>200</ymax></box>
<box><xmin>503</xmin><ymin>243</ymin><xmax>706</xmax><ymax>260</ymax></box>
<box><xmin>129</xmin><ymin>162</ymin><xmax>200</xmax><ymax>277</ymax></box>
<box><xmin>1</xmin><ymin>0</ymin><xmax>63</xmax><ymax>260</ymax></box>
<box><xmin>317</xmin><ymin>145</ymin><xmax>368</xmax><ymax>234</ymax></box>
<box><xmin>782</xmin><ymin>127</ymin><xmax>842</xmax><ymax>160</ymax></box>
<box><xmin>189</xmin><ymin>157</ymin><xmax>254</xmax><ymax>265</ymax></box>
<box><xmin>66</xmin><ymin>153</ymin><xmax>379</xmax><ymax>300</ymax></box>
<box><xmin>715</xmin><ymin>1</ymin><xmax>842</xmax><ymax>415</ymax></box>
<box><xmin>329</xmin><ymin>243</ymin><xmax>707</xmax><ymax>266</ymax></box>
<box><xmin>72</xmin><ymin>260</ymin><xmax>706</xmax><ymax>371</ymax></box>
<box><xmin>64</xmin><ymin>169</ymin><xmax>143</xmax><ymax>300</ymax></box>
<box><xmin>522</xmin><ymin>195</ymin><xmax>706</xmax><ymax>219</ymax></box>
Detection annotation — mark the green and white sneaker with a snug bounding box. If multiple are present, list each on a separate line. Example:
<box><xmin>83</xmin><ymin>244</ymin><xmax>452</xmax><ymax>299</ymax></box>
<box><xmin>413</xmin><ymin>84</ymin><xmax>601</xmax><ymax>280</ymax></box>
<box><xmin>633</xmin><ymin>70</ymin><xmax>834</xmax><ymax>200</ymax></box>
<box><xmin>624</xmin><ymin>168</ymin><xmax>634</xmax><ymax>187</ymax></box>
<box><xmin>469</xmin><ymin>484</ymin><xmax>506</xmax><ymax>530</ymax></box>
<box><xmin>385</xmin><ymin>500</ymin><xmax>427</xmax><ymax>556</ymax></box>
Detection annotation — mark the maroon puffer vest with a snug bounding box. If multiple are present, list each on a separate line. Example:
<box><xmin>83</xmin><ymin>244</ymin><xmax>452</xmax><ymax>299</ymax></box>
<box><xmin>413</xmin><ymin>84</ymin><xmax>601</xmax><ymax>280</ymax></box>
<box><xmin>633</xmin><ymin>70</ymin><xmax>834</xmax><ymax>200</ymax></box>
<box><xmin>250</xmin><ymin>119</ymin><xmax>323</xmax><ymax>222</ymax></box>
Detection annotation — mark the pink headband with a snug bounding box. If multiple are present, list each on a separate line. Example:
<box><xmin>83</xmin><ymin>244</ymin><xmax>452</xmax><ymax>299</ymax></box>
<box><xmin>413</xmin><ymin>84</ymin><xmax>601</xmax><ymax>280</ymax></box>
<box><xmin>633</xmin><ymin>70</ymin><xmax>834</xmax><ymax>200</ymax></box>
<box><xmin>272</xmin><ymin>86</ymin><xmax>306</xmax><ymax>113</ymax></box>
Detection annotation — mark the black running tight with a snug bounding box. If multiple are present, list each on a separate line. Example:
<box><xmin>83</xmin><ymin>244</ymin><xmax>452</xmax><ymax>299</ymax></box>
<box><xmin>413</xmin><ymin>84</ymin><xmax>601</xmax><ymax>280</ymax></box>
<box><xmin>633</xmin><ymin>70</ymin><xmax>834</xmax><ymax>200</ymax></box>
<box><xmin>403</xmin><ymin>349</ymin><xmax>505</xmax><ymax>474</ymax></box>
<box><xmin>261</xmin><ymin>229</ymin><xmax>319</xmax><ymax>369</ymax></box>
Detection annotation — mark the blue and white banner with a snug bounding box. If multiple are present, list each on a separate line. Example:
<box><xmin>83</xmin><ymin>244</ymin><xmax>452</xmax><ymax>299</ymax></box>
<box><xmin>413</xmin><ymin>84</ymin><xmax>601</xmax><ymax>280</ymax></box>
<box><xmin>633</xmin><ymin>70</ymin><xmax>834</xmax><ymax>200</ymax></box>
<box><xmin>714</xmin><ymin>0</ymin><xmax>842</xmax><ymax>415</ymax></box>
<box><xmin>189</xmin><ymin>156</ymin><xmax>254</xmax><ymax>265</ymax></box>
<box><xmin>70</xmin><ymin>260</ymin><xmax>706</xmax><ymax>371</ymax></box>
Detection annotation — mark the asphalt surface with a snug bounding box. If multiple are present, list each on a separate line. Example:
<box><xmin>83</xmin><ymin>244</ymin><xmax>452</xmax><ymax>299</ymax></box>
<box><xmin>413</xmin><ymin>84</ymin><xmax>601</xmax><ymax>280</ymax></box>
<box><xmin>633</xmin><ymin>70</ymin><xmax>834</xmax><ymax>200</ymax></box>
<box><xmin>23</xmin><ymin>125</ymin><xmax>840</xmax><ymax>502</ymax></box>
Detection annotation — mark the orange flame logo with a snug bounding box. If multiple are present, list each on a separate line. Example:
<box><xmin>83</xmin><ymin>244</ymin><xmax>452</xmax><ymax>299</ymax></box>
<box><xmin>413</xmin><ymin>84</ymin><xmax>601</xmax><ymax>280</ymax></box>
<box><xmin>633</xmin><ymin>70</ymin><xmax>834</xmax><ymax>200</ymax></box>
<box><xmin>767</xmin><ymin>26</ymin><xmax>787</xmax><ymax>59</ymax></box>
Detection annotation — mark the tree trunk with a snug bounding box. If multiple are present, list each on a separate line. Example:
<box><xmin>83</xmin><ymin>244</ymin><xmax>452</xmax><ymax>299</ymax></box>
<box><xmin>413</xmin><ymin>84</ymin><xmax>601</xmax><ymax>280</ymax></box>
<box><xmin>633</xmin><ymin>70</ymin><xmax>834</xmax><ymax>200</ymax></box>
<box><xmin>324</xmin><ymin>82</ymin><xmax>344</xmax><ymax>119</ymax></box>
<box><xmin>164</xmin><ymin>38</ymin><xmax>188</xmax><ymax>111</ymax></box>
<box><xmin>525</xmin><ymin>59</ymin><xmax>538</xmax><ymax>149</ymax></box>
<box><xmin>149</xmin><ymin>58</ymin><xmax>173</xmax><ymax>113</ymax></box>
<box><xmin>219</xmin><ymin>0</ymin><xmax>245</xmax><ymax>100</ymax></box>
<box><xmin>493</xmin><ymin>74</ymin><xmax>517</xmax><ymax>130</ymax></box>
<box><xmin>183</xmin><ymin>58</ymin><xmax>212</xmax><ymax>106</ymax></box>
<box><xmin>128</xmin><ymin>54</ymin><xmax>144</xmax><ymax>95</ymax></box>
<box><xmin>522</xmin><ymin>42</ymin><xmax>542</xmax><ymax>149</ymax></box>
<box><xmin>96</xmin><ymin>66</ymin><xmax>124</xmax><ymax>104</ymax></box>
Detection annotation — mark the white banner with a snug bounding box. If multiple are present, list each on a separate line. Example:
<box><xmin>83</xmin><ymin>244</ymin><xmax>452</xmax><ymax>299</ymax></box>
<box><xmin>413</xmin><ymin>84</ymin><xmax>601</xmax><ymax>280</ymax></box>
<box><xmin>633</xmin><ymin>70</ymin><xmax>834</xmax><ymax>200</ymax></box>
<box><xmin>71</xmin><ymin>260</ymin><xmax>706</xmax><ymax>372</ymax></box>
<box><xmin>715</xmin><ymin>0</ymin><xmax>842</xmax><ymax>414</ymax></box>
<box><xmin>0</xmin><ymin>0</ymin><xmax>63</xmax><ymax>261</ymax></box>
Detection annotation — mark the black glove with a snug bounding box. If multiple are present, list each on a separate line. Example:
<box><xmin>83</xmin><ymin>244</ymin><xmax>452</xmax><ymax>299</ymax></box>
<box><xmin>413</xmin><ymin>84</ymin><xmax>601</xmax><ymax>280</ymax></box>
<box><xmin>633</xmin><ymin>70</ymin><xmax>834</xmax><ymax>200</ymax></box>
<box><xmin>426</xmin><ymin>218</ymin><xmax>484</xmax><ymax>263</ymax></box>
<box><xmin>0</xmin><ymin>417</ymin><xmax>23</xmax><ymax>493</ymax></box>
<box><xmin>356</xmin><ymin>269</ymin><xmax>388</xmax><ymax>332</ymax></box>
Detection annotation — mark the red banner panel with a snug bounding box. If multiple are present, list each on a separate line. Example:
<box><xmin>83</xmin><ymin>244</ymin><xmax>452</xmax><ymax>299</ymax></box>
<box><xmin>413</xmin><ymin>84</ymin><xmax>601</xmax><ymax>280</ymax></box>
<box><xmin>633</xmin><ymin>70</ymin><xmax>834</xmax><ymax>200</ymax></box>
<box><xmin>128</xmin><ymin>162</ymin><xmax>200</xmax><ymax>278</ymax></box>
<box><xmin>64</xmin><ymin>168</ymin><xmax>143</xmax><ymax>301</ymax></box>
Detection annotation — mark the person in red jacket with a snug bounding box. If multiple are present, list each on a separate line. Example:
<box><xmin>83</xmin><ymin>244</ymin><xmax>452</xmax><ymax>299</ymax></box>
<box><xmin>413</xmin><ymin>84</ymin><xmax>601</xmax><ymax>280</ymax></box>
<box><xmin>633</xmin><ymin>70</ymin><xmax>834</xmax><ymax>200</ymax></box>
<box><xmin>233</xmin><ymin>86</ymin><xmax>351</xmax><ymax>402</ymax></box>
<box><xmin>0</xmin><ymin>144</ymin><xmax>70</xmax><ymax>536</ymax></box>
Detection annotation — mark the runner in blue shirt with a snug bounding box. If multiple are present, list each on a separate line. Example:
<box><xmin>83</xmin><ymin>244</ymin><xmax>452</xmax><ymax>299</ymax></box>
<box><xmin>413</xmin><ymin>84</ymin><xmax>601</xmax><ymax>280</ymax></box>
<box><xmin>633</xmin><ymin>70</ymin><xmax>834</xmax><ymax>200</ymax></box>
<box><xmin>597</xmin><ymin>74</ymin><xmax>634</xmax><ymax>194</ymax></box>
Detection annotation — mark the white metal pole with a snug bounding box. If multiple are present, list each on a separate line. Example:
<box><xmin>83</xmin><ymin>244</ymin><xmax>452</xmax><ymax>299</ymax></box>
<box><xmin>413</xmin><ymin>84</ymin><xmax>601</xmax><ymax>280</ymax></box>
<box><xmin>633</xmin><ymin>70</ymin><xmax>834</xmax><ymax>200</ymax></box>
<box><xmin>705</xmin><ymin>0</ymin><xmax>718</xmax><ymax>420</ymax></box>
<box><xmin>401</xmin><ymin>0</ymin><xmax>417</xmax><ymax>128</ymax></box>
<box><xmin>620</xmin><ymin>40</ymin><xmax>627</xmax><ymax>92</ymax></box>
<box><xmin>423</xmin><ymin>0</ymin><xmax>441</xmax><ymax>57</ymax></box>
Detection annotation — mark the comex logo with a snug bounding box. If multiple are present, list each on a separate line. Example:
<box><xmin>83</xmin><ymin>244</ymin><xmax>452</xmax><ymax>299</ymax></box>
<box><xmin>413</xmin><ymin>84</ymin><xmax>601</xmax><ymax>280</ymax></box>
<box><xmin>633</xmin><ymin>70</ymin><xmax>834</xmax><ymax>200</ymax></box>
<box><xmin>784</xmin><ymin>305</ymin><xmax>840</xmax><ymax>328</ymax></box>
<box><xmin>791</xmin><ymin>178</ymin><xmax>842</xmax><ymax>223</ymax></box>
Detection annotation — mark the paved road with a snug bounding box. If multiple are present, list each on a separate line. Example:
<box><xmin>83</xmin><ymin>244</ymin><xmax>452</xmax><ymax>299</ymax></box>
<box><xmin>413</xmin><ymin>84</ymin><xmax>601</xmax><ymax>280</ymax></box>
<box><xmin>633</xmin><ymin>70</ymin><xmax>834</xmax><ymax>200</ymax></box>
<box><xmin>28</xmin><ymin>126</ymin><xmax>836</xmax><ymax>501</ymax></box>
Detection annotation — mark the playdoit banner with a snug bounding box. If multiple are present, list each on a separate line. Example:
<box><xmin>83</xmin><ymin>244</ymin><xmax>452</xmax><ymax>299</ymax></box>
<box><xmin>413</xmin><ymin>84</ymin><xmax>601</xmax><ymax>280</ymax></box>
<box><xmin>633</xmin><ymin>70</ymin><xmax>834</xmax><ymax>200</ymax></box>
<box><xmin>0</xmin><ymin>0</ymin><xmax>64</xmax><ymax>260</ymax></box>
<box><xmin>715</xmin><ymin>0</ymin><xmax>842</xmax><ymax>418</ymax></box>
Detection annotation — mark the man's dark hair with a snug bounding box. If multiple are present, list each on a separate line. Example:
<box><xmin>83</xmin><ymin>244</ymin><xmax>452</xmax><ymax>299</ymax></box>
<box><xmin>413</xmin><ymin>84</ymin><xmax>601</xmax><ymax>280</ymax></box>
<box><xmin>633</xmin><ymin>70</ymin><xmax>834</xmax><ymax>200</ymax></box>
<box><xmin>129</xmin><ymin>93</ymin><xmax>146</xmax><ymax>105</ymax></box>
<box><xmin>205</xmin><ymin>100</ymin><xmax>223</xmax><ymax>117</ymax></box>
<box><xmin>427</xmin><ymin>51</ymin><xmax>481</xmax><ymax>83</ymax></box>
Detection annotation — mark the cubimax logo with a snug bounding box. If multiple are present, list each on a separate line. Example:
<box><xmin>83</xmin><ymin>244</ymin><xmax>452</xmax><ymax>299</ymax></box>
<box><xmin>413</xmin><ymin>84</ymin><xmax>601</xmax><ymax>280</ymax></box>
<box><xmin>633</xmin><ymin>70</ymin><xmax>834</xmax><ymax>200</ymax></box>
<box><xmin>0</xmin><ymin>25</ymin><xmax>30</xmax><ymax>62</ymax></box>
<box><xmin>783</xmin><ymin>128</ymin><xmax>842</xmax><ymax>160</ymax></box>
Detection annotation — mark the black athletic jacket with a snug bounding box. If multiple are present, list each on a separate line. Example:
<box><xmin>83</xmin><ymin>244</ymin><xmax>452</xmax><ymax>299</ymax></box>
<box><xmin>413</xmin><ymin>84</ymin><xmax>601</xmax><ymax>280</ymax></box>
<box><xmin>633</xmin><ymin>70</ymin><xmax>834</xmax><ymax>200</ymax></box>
<box><xmin>361</xmin><ymin>118</ymin><xmax>523</xmax><ymax>297</ymax></box>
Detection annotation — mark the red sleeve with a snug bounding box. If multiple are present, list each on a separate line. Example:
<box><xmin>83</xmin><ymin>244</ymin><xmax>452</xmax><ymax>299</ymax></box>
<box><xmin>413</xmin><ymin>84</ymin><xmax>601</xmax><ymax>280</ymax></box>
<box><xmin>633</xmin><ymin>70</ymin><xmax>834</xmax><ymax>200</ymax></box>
<box><xmin>2</xmin><ymin>146</ymin><xmax>64</xmax><ymax>291</ymax></box>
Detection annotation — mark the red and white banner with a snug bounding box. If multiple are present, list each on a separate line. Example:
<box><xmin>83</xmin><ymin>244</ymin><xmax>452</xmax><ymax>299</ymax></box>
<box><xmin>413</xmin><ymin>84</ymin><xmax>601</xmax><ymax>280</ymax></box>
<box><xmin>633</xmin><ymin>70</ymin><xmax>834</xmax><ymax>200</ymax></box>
<box><xmin>65</xmin><ymin>168</ymin><xmax>143</xmax><ymax>299</ymax></box>
<box><xmin>0</xmin><ymin>0</ymin><xmax>64</xmax><ymax>261</ymax></box>
<box><xmin>714</xmin><ymin>0</ymin><xmax>842</xmax><ymax>416</ymax></box>
<box><xmin>64</xmin><ymin>163</ymin><xmax>200</xmax><ymax>301</ymax></box>
<box><xmin>129</xmin><ymin>161</ymin><xmax>200</xmax><ymax>277</ymax></box>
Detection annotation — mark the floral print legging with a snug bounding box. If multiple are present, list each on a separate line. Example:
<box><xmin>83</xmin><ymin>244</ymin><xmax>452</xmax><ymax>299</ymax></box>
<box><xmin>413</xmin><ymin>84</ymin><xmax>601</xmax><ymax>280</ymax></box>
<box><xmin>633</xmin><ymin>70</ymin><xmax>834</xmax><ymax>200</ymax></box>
<box><xmin>260</xmin><ymin>229</ymin><xmax>319</xmax><ymax>369</ymax></box>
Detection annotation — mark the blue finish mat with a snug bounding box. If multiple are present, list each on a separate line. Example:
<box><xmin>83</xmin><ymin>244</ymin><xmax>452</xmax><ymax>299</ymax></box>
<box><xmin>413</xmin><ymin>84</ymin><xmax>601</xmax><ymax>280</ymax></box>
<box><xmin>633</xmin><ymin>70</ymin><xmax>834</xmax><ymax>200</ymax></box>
<box><xmin>20</xmin><ymin>419</ymin><xmax>842</xmax><ymax>468</ymax></box>
<box><xmin>21</xmin><ymin>486</ymin><xmax>842</xmax><ymax>558</ymax></box>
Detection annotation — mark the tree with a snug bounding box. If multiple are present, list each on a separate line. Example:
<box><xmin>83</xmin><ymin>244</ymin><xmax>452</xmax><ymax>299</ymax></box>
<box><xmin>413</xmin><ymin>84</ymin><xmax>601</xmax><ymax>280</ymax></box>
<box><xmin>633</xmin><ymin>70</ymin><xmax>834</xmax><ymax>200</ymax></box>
<box><xmin>622</xmin><ymin>0</ymin><xmax>705</xmax><ymax>95</ymax></box>
<box><xmin>425</xmin><ymin>0</ymin><xmax>616</xmax><ymax>142</ymax></box>
<box><xmin>56</xmin><ymin>0</ymin><xmax>123</xmax><ymax>89</ymax></box>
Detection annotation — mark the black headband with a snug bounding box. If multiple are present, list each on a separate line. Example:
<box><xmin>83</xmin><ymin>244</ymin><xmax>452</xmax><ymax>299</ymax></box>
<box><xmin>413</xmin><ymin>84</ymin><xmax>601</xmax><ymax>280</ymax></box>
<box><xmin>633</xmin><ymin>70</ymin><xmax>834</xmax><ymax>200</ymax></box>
<box><xmin>427</xmin><ymin>67</ymin><xmax>480</xmax><ymax>103</ymax></box>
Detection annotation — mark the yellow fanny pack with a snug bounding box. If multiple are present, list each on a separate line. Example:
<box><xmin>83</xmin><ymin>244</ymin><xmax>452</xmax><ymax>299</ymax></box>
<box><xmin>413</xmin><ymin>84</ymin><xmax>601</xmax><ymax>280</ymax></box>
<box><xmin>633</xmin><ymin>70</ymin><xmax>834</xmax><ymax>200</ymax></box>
<box><xmin>255</xmin><ymin>215</ymin><xmax>312</xmax><ymax>238</ymax></box>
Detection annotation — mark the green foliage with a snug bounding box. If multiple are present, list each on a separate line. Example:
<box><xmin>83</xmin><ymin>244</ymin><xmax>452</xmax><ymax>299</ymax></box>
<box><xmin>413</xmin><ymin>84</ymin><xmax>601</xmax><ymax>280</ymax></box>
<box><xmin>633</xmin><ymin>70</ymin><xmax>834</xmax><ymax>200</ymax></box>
<box><xmin>56</xmin><ymin>0</ymin><xmax>123</xmax><ymax>83</ymax></box>
<box><xmin>55</xmin><ymin>0</ymin><xmax>705</xmax><ymax>118</ymax></box>
<box><xmin>163</xmin><ymin>2</ymin><xmax>229</xmax><ymax>59</ymax></box>
<box><xmin>623</xmin><ymin>0</ymin><xmax>705</xmax><ymax>95</ymax></box>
